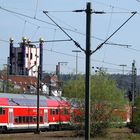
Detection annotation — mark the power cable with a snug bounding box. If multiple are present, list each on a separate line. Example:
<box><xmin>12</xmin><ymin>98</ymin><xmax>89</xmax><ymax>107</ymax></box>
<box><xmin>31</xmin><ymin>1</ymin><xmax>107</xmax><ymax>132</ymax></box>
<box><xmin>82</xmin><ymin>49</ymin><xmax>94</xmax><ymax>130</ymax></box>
<box><xmin>0</xmin><ymin>6</ymin><xmax>133</xmax><ymax>48</ymax></box>
<box><xmin>51</xmin><ymin>29</ymin><xmax>56</xmax><ymax>50</ymax></box>
<box><xmin>92</xmin><ymin>12</ymin><xmax>137</xmax><ymax>54</ymax></box>
<box><xmin>22</xmin><ymin>20</ymin><xmax>27</xmax><ymax>37</ymax></box>
<box><xmin>92</xmin><ymin>0</ymin><xmax>134</xmax><ymax>12</ymax></box>
<box><xmin>31</xmin><ymin>26</ymin><xmax>40</xmax><ymax>40</ymax></box>
<box><xmin>34</xmin><ymin>0</ymin><xmax>39</xmax><ymax>18</ymax></box>
<box><xmin>102</xmin><ymin>6</ymin><xmax>114</xmax><ymax>66</ymax></box>
<box><xmin>48</xmin><ymin>13</ymin><xmax>77</xmax><ymax>31</ymax></box>
<box><xmin>43</xmin><ymin>48</ymin><xmax>120</xmax><ymax>67</ymax></box>
<box><xmin>0</xmin><ymin>6</ymin><xmax>80</xmax><ymax>33</ymax></box>
<box><xmin>43</xmin><ymin>11</ymin><xmax>85</xmax><ymax>52</ymax></box>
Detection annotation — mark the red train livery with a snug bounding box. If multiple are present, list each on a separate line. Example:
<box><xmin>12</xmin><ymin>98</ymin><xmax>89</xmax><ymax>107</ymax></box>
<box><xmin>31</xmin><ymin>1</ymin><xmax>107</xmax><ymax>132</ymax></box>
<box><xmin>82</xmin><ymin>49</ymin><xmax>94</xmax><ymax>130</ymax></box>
<box><xmin>0</xmin><ymin>93</ymin><xmax>70</xmax><ymax>132</ymax></box>
<box><xmin>0</xmin><ymin>93</ymin><xmax>131</xmax><ymax>132</ymax></box>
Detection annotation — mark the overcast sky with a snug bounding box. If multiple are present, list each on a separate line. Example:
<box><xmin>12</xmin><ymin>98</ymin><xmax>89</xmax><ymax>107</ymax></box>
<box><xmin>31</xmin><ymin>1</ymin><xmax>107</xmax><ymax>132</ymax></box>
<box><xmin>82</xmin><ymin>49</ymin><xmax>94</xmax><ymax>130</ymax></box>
<box><xmin>0</xmin><ymin>0</ymin><xmax>140</xmax><ymax>75</ymax></box>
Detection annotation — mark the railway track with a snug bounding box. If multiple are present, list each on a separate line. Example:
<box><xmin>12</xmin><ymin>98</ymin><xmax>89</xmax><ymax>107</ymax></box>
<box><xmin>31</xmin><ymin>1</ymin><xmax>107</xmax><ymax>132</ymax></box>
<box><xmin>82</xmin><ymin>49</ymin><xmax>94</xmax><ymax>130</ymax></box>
<box><xmin>0</xmin><ymin>130</ymin><xmax>83</xmax><ymax>137</ymax></box>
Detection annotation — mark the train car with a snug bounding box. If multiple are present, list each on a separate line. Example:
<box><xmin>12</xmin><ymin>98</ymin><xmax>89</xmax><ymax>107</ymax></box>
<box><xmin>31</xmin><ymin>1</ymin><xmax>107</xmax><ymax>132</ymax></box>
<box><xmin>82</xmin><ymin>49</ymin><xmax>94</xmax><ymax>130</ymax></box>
<box><xmin>47</xmin><ymin>96</ymin><xmax>70</xmax><ymax>130</ymax></box>
<box><xmin>56</xmin><ymin>97</ymin><xmax>71</xmax><ymax>129</ymax></box>
<box><xmin>0</xmin><ymin>93</ymin><xmax>49</xmax><ymax>132</ymax></box>
<box><xmin>0</xmin><ymin>93</ymin><xmax>71</xmax><ymax>132</ymax></box>
<box><xmin>69</xmin><ymin>99</ymin><xmax>83</xmax><ymax>129</ymax></box>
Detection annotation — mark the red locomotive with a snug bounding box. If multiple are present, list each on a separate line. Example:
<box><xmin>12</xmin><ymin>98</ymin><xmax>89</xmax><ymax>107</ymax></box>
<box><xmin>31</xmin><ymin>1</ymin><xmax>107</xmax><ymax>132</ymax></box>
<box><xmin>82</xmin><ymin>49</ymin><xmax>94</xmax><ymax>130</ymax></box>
<box><xmin>0</xmin><ymin>93</ymin><xmax>70</xmax><ymax>132</ymax></box>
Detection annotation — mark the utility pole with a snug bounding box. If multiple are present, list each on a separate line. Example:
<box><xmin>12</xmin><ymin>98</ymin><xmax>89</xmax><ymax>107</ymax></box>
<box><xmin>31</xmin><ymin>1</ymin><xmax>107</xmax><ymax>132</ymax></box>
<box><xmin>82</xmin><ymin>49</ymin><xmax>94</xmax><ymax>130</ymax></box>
<box><xmin>9</xmin><ymin>38</ymin><xmax>14</xmax><ymax>75</ymax></box>
<box><xmin>85</xmin><ymin>3</ymin><xmax>92</xmax><ymax>140</ymax></box>
<box><xmin>119</xmin><ymin>64</ymin><xmax>127</xmax><ymax>75</ymax></box>
<box><xmin>36</xmin><ymin>66</ymin><xmax>41</xmax><ymax>134</ymax></box>
<box><xmin>39</xmin><ymin>38</ymin><xmax>44</xmax><ymax>92</ymax></box>
<box><xmin>57</xmin><ymin>62</ymin><xmax>68</xmax><ymax>81</ymax></box>
<box><xmin>72</xmin><ymin>50</ymin><xmax>81</xmax><ymax>97</ymax></box>
<box><xmin>131</xmin><ymin>60</ymin><xmax>137</xmax><ymax>128</ymax></box>
<box><xmin>6</xmin><ymin>57</ymin><xmax>10</xmax><ymax>92</ymax></box>
<box><xmin>72</xmin><ymin>50</ymin><xmax>81</xmax><ymax>76</ymax></box>
<box><xmin>43</xmin><ymin>4</ymin><xmax>136</xmax><ymax>140</ymax></box>
<box><xmin>131</xmin><ymin>60</ymin><xmax>137</xmax><ymax>106</ymax></box>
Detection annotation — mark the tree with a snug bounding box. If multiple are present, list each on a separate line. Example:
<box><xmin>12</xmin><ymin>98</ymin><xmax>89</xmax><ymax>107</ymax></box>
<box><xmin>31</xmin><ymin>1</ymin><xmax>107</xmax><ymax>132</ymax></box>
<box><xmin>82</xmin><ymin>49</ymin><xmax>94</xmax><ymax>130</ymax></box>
<box><xmin>63</xmin><ymin>71</ymin><xmax>128</xmax><ymax>136</ymax></box>
<box><xmin>131</xmin><ymin>95</ymin><xmax>140</xmax><ymax>133</ymax></box>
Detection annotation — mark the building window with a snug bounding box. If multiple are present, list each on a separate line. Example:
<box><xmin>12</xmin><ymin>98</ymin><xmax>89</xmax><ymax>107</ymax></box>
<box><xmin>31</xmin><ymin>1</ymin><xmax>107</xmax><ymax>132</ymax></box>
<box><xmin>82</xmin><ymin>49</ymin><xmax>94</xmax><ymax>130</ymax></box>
<box><xmin>18</xmin><ymin>52</ymin><xmax>22</xmax><ymax>60</ymax></box>
<box><xmin>30</xmin><ymin>53</ymin><xmax>32</xmax><ymax>59</ymax></box>
<box><xmin>26</xmin><ymin>53</ymin><xmax>28</xmax><ymax>58</ymax></box>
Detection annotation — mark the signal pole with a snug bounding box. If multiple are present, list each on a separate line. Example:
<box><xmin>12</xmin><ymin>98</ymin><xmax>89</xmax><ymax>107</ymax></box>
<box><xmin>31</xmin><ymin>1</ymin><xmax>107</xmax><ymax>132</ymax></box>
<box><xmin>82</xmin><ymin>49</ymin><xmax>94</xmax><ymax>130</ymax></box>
<box><xmin>131</xmin><ymin>60</ymin><xmax>137</xmax><ymax>128</ymax></box>
<box><xmin>131</xmin><ymin>60</ymin><xmax>137</xmax><ymax>106</ymax></box>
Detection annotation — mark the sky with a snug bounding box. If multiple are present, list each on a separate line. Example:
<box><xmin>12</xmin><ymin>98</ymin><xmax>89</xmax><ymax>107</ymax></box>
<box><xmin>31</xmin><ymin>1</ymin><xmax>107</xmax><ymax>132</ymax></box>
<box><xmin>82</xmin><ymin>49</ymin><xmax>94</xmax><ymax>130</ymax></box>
<box><xmin>0</xmin><ymin>0</ymin><xmax>140</xmax><ymax>75</ymax></box>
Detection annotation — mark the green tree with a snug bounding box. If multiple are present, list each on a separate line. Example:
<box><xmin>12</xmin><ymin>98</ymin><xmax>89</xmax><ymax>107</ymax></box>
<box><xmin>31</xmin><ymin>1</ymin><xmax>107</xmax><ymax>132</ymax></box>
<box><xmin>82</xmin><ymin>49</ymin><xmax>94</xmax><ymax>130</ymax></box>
<box><xmin>132</xmin><ymin>95</ymin><xmax>140</xmax><ymax>133</ymax></box>
<box><xmin>63</xmin><ymin>72</ymin><xmax>128</xmax><ymax>136</ymax></box>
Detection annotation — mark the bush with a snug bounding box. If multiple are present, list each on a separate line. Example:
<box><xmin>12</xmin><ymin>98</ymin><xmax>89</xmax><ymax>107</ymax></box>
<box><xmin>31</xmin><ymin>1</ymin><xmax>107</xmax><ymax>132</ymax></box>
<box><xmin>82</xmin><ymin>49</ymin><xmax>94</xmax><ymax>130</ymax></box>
<box><xmin>132</xmin><ymin>96</ymin><xmax>140</xmax><ymax>133</ymax></box>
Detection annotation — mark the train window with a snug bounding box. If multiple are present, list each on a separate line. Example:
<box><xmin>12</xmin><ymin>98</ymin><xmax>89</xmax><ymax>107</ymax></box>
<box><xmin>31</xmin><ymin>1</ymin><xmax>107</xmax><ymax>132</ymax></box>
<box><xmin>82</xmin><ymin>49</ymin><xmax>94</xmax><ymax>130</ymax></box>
<box><xmin>15</xmin><ymin>117</ymin><xmax>19</xmax><ymax>123</ymax></box>
<box><xmin>19</xmin><ymin>116</ymin><xmax>22</xmax><ymax>123</ymax></box>
<box><xmin>29</xmin><ymin>116</ymin><xmax>33</xmax><ymax>123</ymax></box>
<box><xmin>40</xmin><ymin>116</ymin><xmax>43</xmax><ymax>123</ymax></box>
<box><xmin>56</xmin><ymin>109</ymin><xmax>59</xmax><ymax>115</ymax></box>
<box><xmin>0</xmin><ymin>108</ymin><xmax>5</xmax><ymax>115</ymax></box>
<box><xmin>26</xmin><ymin>116</ymin><xmax>29</xmax><ymax>123</ymax></box>
<box><xmin>50</xmin><ymin>109</ymin><xmax>55</xmax><ymax>115</ymax></box>
<box><xmin>23</xmin><ymin>116</ymin><xmax>26</xmax><ymax>123</ymax></box>
<box><xmin>64</xmin><ymin>108</ymin><xmax>68</xmax><ymax>115</ymax></box>
<box><xmin>2</xmin><ymin>108</ymin><xmax>5</xmax><ymax>115</ymax></box>
<box><xmin>33</xmin><ymin>116</ymin><xmax>37</xmax><ymax>123</ymax></box>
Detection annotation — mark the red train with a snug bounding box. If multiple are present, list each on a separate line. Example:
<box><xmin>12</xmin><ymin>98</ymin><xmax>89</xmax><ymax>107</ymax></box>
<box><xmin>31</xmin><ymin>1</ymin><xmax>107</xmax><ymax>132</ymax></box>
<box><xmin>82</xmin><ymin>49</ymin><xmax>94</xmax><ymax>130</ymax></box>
<box><xmin>0</xmin><ymin>93</ymin><xmax>130</xmax><ymax>133</ymax></box>
<box><xmin>0</xmin><ymin>93</ymin><xmax>71</xmax><ymax>132</ymax></box>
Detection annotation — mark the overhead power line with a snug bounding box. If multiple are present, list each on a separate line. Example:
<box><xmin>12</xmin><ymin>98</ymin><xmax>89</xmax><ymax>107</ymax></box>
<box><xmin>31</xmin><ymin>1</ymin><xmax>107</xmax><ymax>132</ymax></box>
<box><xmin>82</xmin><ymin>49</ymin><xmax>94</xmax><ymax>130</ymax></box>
<box><xmin>43</xmin><ymin>48</ymin><xmax>121</xmax><ymax>67</ymax></box>
<box><xmin>43</xmin><ymin>11</ymin><xmax>85</xmax><ymax>52</ymax></box>
<box><xmin>0</xmin><ymin>6</ymin><xmax>77</xmax><ymax>33</ymax></box>
<box><xmin>92</xmin><ymin>12</ymin><xmax>137</xmax><ymax>54</ymax></box>
<box><xmin>0</xmin><ymin>6</ymin><xmax>134</xmax><ymax>48</ymax></box>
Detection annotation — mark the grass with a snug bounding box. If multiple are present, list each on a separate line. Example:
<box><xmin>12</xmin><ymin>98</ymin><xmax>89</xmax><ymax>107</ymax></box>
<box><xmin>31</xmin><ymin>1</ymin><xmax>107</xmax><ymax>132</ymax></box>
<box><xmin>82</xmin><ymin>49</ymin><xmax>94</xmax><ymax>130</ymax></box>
<box><xmin>91</xmin><ymin>128</ymin><xmax>140</xmax><ymax>140</ymax></box>
<box><xmin>1</xmin><ymin>128</ymin><xmax>140</xmax><ymax>140</ymax></box>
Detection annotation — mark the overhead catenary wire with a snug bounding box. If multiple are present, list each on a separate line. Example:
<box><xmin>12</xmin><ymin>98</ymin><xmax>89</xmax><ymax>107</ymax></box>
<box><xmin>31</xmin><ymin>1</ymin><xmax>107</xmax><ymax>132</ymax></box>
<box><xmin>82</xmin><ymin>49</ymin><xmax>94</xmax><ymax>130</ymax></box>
<box><xmin>34</xmin><ymin>0</ymin><xmax>39</xmax><ymax>19</ymax></box>
<box><xmin>92</xmin><ymin>0</ymin><xmax>134</xmax><ymax>12</ymax></box>
<box><xmin>102</xmin><ymin>6</ymin><xmax>114</xmax><ymax>66</ymax></box>
<box><xmin>22</xmin><ymin>20</ymin><xmax>27</xmax><ymax>37</ymax></box>
<box><xmin>43</xmin><ymin>48</ymin><xmax>122</xmax><ymax>67</ymax></box>
<box><xmin>0</xmin><ymin>6</ymin><xmax>134</xmax><ymax>48</ymax></box>
<box><xmin>47</xmin><ymin>13</ymin><xmax>77</xmax><ymax>31</ymax></box>
<box><xmin>31</xmin><ymin>26</ymin><xmax>40</xmax><ymax>40</ymax></box>
<box><xmin>92</xmin><ymin>12</ymin><xmax>137</xmax><ymax>54</ymax></box>
<box><xmin>43</xmin><ymin>11</ymin><xmax>85</xmax><ymax>52</ymax></box>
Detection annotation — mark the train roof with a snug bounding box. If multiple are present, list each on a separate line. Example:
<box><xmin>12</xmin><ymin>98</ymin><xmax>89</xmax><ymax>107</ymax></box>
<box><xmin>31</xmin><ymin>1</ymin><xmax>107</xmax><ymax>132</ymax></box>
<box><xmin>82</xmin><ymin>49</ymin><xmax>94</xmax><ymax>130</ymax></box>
<box><xmin>0</xmin><ymin>93</ymin><xmax>70</xmax><ymax>107</ymax></box>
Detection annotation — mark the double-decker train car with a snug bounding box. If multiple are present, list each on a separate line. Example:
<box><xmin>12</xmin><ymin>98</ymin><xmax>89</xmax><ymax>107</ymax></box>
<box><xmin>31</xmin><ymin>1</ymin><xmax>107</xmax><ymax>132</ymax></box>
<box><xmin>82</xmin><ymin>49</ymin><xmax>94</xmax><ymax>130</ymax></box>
<box><xmin>0</xmin><ymin>93</ymin><xmax>70</xmax><ymax>132</ymax></box>
<box><xmin>47</xmin><ymin>96</ymin><xmax>70</xmax><ymax>130</ymax></box>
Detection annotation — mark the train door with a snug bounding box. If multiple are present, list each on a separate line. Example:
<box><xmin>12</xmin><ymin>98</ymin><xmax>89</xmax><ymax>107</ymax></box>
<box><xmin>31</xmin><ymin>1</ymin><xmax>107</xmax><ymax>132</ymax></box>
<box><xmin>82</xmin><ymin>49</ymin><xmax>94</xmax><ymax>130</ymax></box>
<box><xmin>44</xmin><ymin>109</ymin><xmax>48</xmax><ymax>128</ymax></box>
<box><xmin>8</xmin><ymin>108</ymin><xmax>13</xmax><ymax>129</ymax></box>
